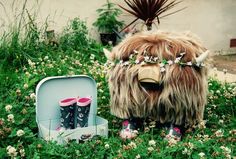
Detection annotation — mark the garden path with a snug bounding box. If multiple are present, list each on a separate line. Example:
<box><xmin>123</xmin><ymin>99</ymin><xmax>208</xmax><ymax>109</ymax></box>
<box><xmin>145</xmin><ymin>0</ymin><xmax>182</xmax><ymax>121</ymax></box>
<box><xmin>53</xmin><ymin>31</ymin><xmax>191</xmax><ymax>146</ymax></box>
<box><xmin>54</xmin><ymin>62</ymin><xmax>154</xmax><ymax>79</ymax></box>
<box><xmin>210</xmin><ymin>54</ymin><xmax>236</xmax><ymax>83</ymax></box>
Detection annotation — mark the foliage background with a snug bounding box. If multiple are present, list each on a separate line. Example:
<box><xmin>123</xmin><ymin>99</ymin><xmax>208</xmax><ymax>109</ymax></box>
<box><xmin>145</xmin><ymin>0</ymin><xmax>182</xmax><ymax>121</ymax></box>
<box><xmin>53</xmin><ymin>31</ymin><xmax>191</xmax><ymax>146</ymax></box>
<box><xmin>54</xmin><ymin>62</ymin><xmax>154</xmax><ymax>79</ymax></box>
<box><xmin>0</xmin><ymin>7</ymin><xmax>235</xmax><ymax>159</ymax></box>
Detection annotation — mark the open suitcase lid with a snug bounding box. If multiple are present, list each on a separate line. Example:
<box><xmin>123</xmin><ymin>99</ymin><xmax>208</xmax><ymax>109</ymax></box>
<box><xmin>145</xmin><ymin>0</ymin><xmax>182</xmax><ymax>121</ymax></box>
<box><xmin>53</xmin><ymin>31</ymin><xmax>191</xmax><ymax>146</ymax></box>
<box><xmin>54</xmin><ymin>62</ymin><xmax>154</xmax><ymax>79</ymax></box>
<box><xmin>36</xmin><ymin>75</ymin><xmax>97</xmax><ymax>126</ymax></box>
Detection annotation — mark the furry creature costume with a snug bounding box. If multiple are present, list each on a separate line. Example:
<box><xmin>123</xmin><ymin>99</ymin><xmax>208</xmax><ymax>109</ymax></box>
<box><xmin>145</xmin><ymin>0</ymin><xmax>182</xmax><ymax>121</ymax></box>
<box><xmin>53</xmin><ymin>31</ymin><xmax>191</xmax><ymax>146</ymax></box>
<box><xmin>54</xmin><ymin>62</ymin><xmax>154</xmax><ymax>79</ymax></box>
<box><xmin>104</xmin><ymin>31</ymin><xmax>209</xmax><ymax>138</ymax></box>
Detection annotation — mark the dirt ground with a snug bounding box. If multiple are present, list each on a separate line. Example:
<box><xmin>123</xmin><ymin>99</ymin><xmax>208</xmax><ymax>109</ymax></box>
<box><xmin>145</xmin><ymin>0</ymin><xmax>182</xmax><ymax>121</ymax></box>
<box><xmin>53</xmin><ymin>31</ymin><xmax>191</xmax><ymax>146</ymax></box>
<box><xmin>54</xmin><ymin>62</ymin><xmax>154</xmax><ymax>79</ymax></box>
<box><xmin>211</xmin><ymin>54</ymin><xmax>236</xmax><ymax>74</ymax></box>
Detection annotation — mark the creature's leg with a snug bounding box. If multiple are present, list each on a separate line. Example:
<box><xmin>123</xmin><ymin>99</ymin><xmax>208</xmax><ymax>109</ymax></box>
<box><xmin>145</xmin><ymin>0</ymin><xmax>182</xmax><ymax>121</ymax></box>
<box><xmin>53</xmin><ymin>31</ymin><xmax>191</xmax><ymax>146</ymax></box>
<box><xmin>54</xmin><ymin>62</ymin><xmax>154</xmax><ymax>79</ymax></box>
<box><xmin>165</xmin><ymin>124</ymin><xmax>185</xmax><ymax>141</ymax></box>
<box><xmin>119</xmin><ymin>117</ymin><xmax>144</xmax><ymax>139</ymax></box>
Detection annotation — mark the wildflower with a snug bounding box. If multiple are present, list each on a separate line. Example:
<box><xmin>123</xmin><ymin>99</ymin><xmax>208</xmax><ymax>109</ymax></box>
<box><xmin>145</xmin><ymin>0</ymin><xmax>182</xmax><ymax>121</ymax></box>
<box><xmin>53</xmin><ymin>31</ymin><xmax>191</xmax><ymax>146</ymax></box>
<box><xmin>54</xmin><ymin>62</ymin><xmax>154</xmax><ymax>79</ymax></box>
<box><xmin>44</xmin><ymin>56</ymin><xmax>49</xmax><ymax>60</ymax></box>
<box><xmin>167</xmin><ymin>138</ymin><xmax>177</xmax><ymax>147</ymax></box>
<box><xmin>225</xmin><ymin>154</ymin><xmax>231</xmax><ymax>159</ymax></box>
<box><xmin>147</xmin><ymin>146</ymin><xmax>154</xmax><ymax>152</ymax></box>
<box><xmin>6</xmin><ymin>146</ymin><xmax>17</xmax><ymax>157</ymax></box>
<box><xmin>47</xmin><ymin>64</ymin><xmax>53</xmax><ymax>68</ymax></box>
<box><xmin>28</xmin><ymin>59</ymin><xmax>35</xmax><ymax>67</ymax></box>
<box><xmin>75</xmin><ymin>60</ymin><xmax>82</xmax><ymax>66</ymax></box>
<box><xmin>148</xmin><ymin>140</ymin><xmax>156</xmax><ymax>147</ymax></box>
<box><xmin>198</xmin><ymin>152</ymin><xmax>205</xmax><ymax>158</ymax></box>
<box><xmin>218</xmin><ymin>119</ymin><xmax>224</xmax><ymax>124</ymax></box>
<box><xmin>216</xmin><ymin>90</ymin><xmax>221</xmax><ymax>94</ymax></box>
<box><xmin>25</xmin><ymin>72</ymin><xmax>30</xmax><ymax>77</ymax></box>
<box><xmin>229</xmin><ymin>129</ymin><xmax>236</xmax><ymax>135</ymax></box>
<box><xmin>135</xmin><ymin>154</ymin><xmax>141</xmax><ymax>159</ymax></box>
<box><xmin>203</xmin><ymin>135</ymin><xmax>209</xmax><ymax>141</ymax></box>
<box><xmin>7</xmin><ymin>114</ymin><xmax>14</xmax><ymax>123</ymax></box>
<box><xmin>98</xmin><ymin>89</ymin><xmax>104</xmax><ymax>93</ymax></box>
<box><xmin>17</xmin><ymin>129</ymin><xmax>25</xmax><ymax>137</ymax></box>
<box><xmin>220</xmin><ymin>146</ymin><xmax>231</xmax><ymax>154</ymax></box>
<box><xmin>186</xmin><ymin>142</ymin><xmax>194</xmax><ymax>149</ymax></box>
<box><xmin>16</xmin><ymin>89</ymin><xmax>21</xmax><ymax>96</ymax></box>
<box><xmin>5</xmin><ymin>105</ymin><xmax>12</xmax><ymax>112</ymax></box>
<box><xmin>105</xmin><ymin>144</ymin><xmax>110</xmax><ymax>149</ymax></box>
<box><xmin>19</xmin><ymin>149</ymin><xmax>25</xmax><ymax>157</ymax></box>
<box><xmin>198</xmin><ymin>120</ymin><xmax>206</xmax><ymax>129</ymax></box>
<box><xmin>128</xmin><ymin>141</ymin><xmax>137</xmax><ymax>149</ymax></box>
<box><xmin>182</xmin><ymin>148</ymin><xmax>191</xmax><ymax>155</ymax></box>
<box><xmin>30</xmin><ymin>93</ymin><xmax>36</xmax><ymax>99</ymax></box>
<box><xmin>90</xmin><ymin>54</ymin><xmax>95</xmax><ymax>60</ymax></box>
<box><xmin>23</xmin><ymin>84</ymin><xmax>28</xmax><ymax>89</ymax></box>
<box><xmin>215</xmin><ymin>129</ymin><xmax>224</xmax><ymax>137</ymax></box>
<box><xmin>0</xmin><ymin>118</ymin><xmax>4</xmax><ymax>126</ymax></box>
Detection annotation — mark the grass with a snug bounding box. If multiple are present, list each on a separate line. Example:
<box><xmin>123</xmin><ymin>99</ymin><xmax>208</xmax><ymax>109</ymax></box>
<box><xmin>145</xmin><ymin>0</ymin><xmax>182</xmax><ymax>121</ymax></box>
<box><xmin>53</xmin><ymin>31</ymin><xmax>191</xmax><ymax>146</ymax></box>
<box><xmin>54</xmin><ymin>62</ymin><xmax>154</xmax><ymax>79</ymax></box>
<box><xmin>0</xmin><ymin>11</ymin><xmax>235</xmax><ymax>159</ymax></box>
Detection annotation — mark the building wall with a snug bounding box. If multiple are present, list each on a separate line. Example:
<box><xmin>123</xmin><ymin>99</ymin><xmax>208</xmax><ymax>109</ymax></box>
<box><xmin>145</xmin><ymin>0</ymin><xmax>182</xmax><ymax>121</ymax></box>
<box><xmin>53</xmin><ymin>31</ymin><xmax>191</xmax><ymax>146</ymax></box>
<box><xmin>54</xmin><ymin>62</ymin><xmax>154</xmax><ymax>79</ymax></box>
<box><xmin>0</xmin><ymin>0</ymin><xmax>235</xmax><ymax>51</ymax></box>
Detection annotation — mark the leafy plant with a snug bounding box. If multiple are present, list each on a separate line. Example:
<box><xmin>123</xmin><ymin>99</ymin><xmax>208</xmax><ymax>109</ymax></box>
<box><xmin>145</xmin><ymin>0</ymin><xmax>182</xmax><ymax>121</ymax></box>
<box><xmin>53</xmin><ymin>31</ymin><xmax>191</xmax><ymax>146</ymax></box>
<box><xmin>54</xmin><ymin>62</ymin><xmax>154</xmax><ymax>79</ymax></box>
<box><xmin>93</xmin><ymin>0</ymin><xmax>124</xmax><ymax>33</ymax></box>
<box><xmin>59</xmin><ymin>18</ymin><xmax>90</xmax><ymax>51</ymax></box>
<box><xmin>119</xmin><ymin>0</ymin><xmax>186</xmax><ymax>31</ymax></box>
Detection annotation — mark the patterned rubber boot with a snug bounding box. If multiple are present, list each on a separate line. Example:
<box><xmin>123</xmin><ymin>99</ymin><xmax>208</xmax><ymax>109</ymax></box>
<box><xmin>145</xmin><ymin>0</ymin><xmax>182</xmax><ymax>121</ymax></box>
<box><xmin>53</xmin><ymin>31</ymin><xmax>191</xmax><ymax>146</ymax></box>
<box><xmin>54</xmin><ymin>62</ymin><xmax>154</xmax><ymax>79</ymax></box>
<box><xmin>76</xmin><ymin>97</ymin><xmax>92</xmax><ymax>128</ymax></box>
<box><xmin>59</xmin><ymin>98</ymin><xmax>77</xmax><ymax>130</ymax></box>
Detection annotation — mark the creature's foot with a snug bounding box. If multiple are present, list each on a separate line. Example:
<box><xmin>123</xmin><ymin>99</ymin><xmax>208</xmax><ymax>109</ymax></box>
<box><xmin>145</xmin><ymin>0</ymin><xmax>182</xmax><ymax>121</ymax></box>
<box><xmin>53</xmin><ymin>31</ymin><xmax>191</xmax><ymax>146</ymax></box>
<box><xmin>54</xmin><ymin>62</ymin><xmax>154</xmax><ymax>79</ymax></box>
<box><xmin>165</xmin><ymin>125</ymin><xmax>182</xmax><ymax>141</ymax></box>
<box><xmin>119</xmin><ymin>118</ymin><xmax>143</xmax><ymax>140</ymax></box>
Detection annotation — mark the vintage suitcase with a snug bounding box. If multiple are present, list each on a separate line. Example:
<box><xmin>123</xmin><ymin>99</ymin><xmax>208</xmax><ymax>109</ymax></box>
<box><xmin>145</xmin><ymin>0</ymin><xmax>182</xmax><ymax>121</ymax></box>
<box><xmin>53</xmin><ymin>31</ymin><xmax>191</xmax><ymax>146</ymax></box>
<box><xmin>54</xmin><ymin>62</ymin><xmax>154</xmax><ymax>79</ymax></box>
<box><xmin>36</xmin><ymin>75</ymin><xmax>108</xmax><ymax>143</ymax></box>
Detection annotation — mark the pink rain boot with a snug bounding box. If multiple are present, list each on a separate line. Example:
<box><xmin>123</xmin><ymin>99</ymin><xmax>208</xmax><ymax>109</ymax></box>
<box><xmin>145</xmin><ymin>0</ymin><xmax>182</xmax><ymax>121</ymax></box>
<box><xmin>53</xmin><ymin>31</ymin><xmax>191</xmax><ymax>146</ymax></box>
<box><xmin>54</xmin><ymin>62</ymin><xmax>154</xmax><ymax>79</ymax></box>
<box><xmin>75</xmin><ymin>97</ymin><xmax>92</xmax><ymax>128</ymax></box>
<box><xmin>58</xmin><ymin>98</ymin><xmax>77</xmax><ymax>130</ymax></box>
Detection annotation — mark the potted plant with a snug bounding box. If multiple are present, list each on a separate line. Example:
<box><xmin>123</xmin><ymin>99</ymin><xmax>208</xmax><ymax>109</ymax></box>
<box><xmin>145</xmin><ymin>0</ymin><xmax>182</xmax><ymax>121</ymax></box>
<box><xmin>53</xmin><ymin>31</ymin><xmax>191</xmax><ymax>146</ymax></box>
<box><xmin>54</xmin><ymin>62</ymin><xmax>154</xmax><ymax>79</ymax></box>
<box><xmin>119</xmin><ymin>0</ymin><xmax>186</xmax><ymax>31</ymax></box>
<box><xmin>93</xmin><ymin>0</ymin><xmax>124</xmax><ymax>45</ymax></box>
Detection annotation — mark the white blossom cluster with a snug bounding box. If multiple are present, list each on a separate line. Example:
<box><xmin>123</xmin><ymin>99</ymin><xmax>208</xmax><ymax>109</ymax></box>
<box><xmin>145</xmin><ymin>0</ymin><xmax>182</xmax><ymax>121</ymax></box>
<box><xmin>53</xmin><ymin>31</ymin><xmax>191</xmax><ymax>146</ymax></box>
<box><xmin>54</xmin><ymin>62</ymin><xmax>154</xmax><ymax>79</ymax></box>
<box><xmin>109</xmin><ymin>50</ymin><xmax>205</xmax><ymax>73</ymax></box>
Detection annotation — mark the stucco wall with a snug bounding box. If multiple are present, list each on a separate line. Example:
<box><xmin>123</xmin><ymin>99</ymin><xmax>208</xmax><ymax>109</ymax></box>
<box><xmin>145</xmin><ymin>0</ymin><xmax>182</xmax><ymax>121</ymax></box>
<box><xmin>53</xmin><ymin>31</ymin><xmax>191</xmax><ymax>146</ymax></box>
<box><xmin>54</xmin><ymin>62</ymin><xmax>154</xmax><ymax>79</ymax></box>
<box><xmin>0</xmin><ymin>0</ymin><xmax>235</xmax><ymax>51</ymax></box>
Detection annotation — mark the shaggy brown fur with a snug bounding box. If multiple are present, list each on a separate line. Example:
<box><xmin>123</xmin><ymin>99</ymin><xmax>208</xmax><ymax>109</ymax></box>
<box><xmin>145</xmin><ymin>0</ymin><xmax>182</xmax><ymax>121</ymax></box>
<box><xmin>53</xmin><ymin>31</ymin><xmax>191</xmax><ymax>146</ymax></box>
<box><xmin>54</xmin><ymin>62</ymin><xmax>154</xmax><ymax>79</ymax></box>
<box><xmin>106</xmin><ymin>31</ymin><xmax>209</xmax><ymax>127</ymax></box>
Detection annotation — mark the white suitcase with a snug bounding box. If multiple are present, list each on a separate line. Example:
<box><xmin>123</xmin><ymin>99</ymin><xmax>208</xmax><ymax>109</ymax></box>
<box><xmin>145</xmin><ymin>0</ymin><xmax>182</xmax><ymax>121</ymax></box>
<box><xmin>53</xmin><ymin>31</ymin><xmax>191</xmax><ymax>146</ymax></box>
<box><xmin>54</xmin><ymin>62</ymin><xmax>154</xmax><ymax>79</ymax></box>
<box><xmin>36</xmin><ymin>75</ymin><xmax>108</xmax><ymax>144</ymax></box>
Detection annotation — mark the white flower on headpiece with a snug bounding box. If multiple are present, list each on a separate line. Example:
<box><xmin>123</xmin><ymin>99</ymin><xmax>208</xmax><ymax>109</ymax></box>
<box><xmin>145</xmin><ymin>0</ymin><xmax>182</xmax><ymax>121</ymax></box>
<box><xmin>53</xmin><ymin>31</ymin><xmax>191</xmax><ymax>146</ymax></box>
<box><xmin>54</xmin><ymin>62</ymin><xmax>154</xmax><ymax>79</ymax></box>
<box><xmin>174</xmin><ymin>57</ymin><xmax>181</xmax><ymax>63</ymax></box>
<box><xmin>144</xmin><ymin>56</ymin><xmax>150</xmax><ymax>62</ymax></box>
<box><xmin>110</xmin><ymin>62</ymin><xmax>115</xmax><ymax>67</ymax></box>
<box><xmin>123</xmin><ymin>61</ymin><xmax>130</xmax><ymax>66</ymax></box>
<box><xmin>180</xmin><ymin>52</ymin><xmax>186</xmax><ymax>56</ymax></box>
<box><xmin>160</xmin><ymin>67</ymin><xmax>166</xmax><ymax>72</ymax></box>
<box><xmin>135</xmin><ymin>60</ymin><xmax>140</xmax><ymax>64</ymax></box>
<box><xmin>186</xmin><ymin>62</ymin><xmax>192</xmax><ymax>66</ymax></box>
<box><xmin>159</xmin><ymin>63</ymin><xmax>165</xmax><ymax>68</ymax></box>
<box><xmin>153</xmin><ymin>57</ymin><xmax>158</xmax><ymax>62</ymax></box>
<box><xmin>129</xmin><ymin>54</ymin><xmax>134</xmax><ymax>59</ymax></box>
<box><xmin>140</xmin><ymin>61</ymin><xmax>146</xmax><ymax>66</ymax></box>
<box><xmin>133</xmin><ymin>50</ymin><xmax>139</xmax><ymax>54</ymax></box>
<box><xmin>167</xmin><ymin>60</ymin><xmax>173</xmax><ymax>65</ymax></box>
<box><xmin>196</xmin><ymin>62</ymin><xmax>201</xmax><ymax>67</ymax></box>
<box><xmin>119</xmin><ymin>60</ymin><xmax>123</xmax><ymax>64</ymax></box>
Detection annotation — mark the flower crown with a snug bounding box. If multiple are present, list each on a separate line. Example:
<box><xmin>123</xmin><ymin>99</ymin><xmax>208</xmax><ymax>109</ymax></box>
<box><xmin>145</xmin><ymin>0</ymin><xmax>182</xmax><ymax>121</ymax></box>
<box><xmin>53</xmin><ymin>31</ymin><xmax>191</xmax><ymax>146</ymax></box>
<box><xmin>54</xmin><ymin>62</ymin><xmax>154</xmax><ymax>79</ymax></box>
<box><xmin>108</xmin><ymin>50</ymin><xmax>206</xmax><ymax>72</ymax></box>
